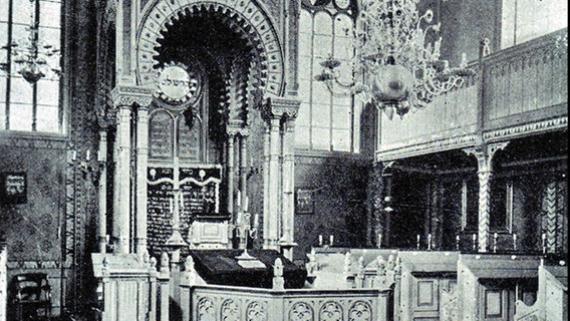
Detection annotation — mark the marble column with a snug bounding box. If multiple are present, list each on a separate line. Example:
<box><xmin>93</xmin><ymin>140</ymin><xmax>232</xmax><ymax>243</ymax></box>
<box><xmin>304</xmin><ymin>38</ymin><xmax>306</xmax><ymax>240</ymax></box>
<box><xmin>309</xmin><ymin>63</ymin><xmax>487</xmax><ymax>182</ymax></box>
<box><xmin>135</xmin><ymin>106</ymin><xmax>149</xmax><ymax>254</ymax></box>
<box><xmin>116</xmin><ymin>105</ymin><xmax>132</xmax><ymax>254</ymax></box>
<box><xmin>227</xmin><ymin>133</ymin><xmax>236</xmax><ymax>217</ymax></box>
<box><xmin>267</xmin><ymin>116</ymin><xmax>282</xmax><ymax>250</ymax></box>
<box><xmin>239</xmin><ymin>134</ymin><xmax>249</xmax><ymax>211</ymax></box>
<box><xmin>280</xmin><ymin>116</ymin><xmax>297</xmax><ymax>259</ymax></box>
<box><xmin>262</xmin><ymin>126</ymin><xmax>271</xmax><ymax>248</ymax></box>
<box><xmin>97</xmin><ymin>130</ymin><xmax>108</xmax><ymax>253</ymax></box>
<box><xmin>464</xmin><ymin>142</ymin><xmax>509</xmax><ymax>252</ymax></box>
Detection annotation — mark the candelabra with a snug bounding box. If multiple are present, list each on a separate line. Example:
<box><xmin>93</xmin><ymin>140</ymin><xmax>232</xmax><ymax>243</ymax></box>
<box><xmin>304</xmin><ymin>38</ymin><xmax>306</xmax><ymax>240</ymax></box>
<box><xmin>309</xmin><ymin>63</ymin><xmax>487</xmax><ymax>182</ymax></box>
<box><xmin>1</xmin><ymin>0</ymin><xmax>61</xmax><ymax>83</ymax></box>
<box><xmin>235</xmin><ymin>211</ymin><xmax>260</xmax><ymax>261</ymax></box>
<box><xmin>166</xmin><ymin>190</ymin><xmax>188</xmax><ymax>247</ymax></box>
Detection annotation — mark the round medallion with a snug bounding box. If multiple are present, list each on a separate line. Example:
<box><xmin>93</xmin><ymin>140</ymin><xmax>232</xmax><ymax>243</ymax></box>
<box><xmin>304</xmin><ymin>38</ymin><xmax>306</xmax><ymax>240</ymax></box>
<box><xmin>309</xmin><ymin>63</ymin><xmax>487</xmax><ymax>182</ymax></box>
<box><xmin>334</xmin><ymin>0</ymin><xmax>351</xmax><ymax>9</ymax></box>
<box><xmin>155</xmin><ymin>63</ymin><xmax>201</xmax><ymax>105</ymax></box>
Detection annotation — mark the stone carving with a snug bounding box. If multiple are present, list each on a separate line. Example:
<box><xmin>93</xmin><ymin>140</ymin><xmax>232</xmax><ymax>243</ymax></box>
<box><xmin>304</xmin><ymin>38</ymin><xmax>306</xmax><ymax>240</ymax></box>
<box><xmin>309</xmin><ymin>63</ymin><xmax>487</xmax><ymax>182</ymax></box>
<box><xmin>348</xmin><ymin>301</ymin><xmax>372</xmax><ymax>321</ymax></box>
<box><xmin>290</xmin><ymin>302</ymin><xmax>313</xmax><ymax>321</ymax></box>
<box><xmin>273</xmin><ymin>258</ymin><xmax>285</xmax><ymax>290</ymax></box>
<box><xmin>221</xmin><ymin>299</ymin><xmax>240</xmax><ymax>321</ymax></box>
<box><xmin>246</xmin><ymin>301</ymin><xmax>267</xmax><ymax>321</ymax></box>
<box><xmin>319</xmin><ymin>302</ymin><xmax>343</xmax><ymax>321</ymax></box>
<box><xmin>138</xmin><ymin>0</ymin><xmax>284</xmax><ymax>96</ymax></box>
<box><xmin>197</xmin><ymin>297</ymin><xmax>216</xmax><ymax>321</ymax></box>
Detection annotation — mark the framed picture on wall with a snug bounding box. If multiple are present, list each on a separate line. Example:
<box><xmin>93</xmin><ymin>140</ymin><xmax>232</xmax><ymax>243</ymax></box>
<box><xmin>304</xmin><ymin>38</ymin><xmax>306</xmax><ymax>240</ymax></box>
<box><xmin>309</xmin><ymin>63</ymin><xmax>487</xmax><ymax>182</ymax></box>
<box><xmin>0</xmin><ymin>172</ymin><xmax>27</xmax><ymax>204</ymax></box>
<box><xmin>296</xmin><ymin>189</ymin><xmax>314</xmax><ymax>215</ymax></box>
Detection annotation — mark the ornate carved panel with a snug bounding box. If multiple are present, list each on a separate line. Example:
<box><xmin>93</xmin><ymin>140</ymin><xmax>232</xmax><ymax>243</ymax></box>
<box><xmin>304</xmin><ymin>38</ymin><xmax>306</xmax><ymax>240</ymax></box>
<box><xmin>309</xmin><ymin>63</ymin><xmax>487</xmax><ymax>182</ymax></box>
<box><xmin>289</xmin><ymin>302</ymin><xmax>314</xmax><ymax>321</ymax></box>
<box><xmin>319</xmin><ymin>302</ymin><xmax>342</xmax><ymax>321</ymax></box>
<box><xmin>348</xmin><ymin>301</ymin><xmax>372</xmax><ymax>321</ymax></box>
<box><xmin>246</xmin><ymin>301</ymin><xmax>268</xmax><ymax>321</ymax></box>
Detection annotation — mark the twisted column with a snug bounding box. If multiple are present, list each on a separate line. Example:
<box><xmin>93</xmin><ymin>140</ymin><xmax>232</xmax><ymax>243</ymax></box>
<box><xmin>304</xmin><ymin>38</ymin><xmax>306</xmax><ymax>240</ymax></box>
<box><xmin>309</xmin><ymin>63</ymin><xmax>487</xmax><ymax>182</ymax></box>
<box><xmin>464</xmin><ymin>142</ymin><xmax>509</xmax><ymax>252</ymax></box>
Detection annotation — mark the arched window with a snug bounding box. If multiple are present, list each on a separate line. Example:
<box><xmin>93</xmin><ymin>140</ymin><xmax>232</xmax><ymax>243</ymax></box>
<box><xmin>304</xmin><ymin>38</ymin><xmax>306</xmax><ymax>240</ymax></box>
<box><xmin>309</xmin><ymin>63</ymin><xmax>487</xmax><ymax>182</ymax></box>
<box><xmin>0</xmin><ymin>0</ymin><xmax>63</xmax><ymax>133</ymax></box>
<box><xmin>297</xmin><ymin>0</ymin><xmax>361</xmax><ymax>153</ymax></box>
<box><xmin>501</xmin><ymin>0</ymin><xmax>567</xmax><ymax>49</ymax></box>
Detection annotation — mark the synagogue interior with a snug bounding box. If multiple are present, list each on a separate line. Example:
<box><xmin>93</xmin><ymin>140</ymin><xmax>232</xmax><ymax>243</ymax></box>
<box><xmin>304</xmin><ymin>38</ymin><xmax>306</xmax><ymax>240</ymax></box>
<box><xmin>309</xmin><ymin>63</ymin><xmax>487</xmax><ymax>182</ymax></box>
<box><xmin>0</xmin><ymin>0</ymin><xmax>567</xmax><ymax>321</ymax></box>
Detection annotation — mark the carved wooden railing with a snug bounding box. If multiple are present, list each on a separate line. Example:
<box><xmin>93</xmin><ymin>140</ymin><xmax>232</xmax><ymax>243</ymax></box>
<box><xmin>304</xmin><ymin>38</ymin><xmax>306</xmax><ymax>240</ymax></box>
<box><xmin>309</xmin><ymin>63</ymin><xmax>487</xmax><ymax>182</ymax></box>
<box><xmin>188</xmin><ymin>285</ymin><xmax>390</xmax><ymax>321</ymax></box>
<box><xmin>515</xmin><ymin>264</ymin><xmax>568</xmax><ymax>321</ymax></box>
<box><xmin>0</xmin><ymin>244</ymin><xmax>6</xmax><ymax>321</ymax></box>
<box><xmin>377</xmin><ymin>28</ymin><xmax>568</xmax><ymax>160</ymax></box>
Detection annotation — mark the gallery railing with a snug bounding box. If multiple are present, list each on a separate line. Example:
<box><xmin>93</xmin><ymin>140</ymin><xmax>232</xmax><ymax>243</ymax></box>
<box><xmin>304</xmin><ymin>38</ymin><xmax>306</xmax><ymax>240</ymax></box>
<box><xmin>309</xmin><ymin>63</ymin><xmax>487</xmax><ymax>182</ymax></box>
<box><xmin>378</xmin><ymin>28</ymin><xmax>568</xmax><ymax>158</ymax></box>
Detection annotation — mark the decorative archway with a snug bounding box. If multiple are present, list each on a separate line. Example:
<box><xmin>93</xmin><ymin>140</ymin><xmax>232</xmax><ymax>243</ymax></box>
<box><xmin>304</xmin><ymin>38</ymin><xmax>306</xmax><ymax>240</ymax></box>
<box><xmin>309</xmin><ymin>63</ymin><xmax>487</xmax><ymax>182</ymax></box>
<box><xmin>137</xmin><ymin>0</ymin><xmax>285</xmax><ymax>96</ymax></box>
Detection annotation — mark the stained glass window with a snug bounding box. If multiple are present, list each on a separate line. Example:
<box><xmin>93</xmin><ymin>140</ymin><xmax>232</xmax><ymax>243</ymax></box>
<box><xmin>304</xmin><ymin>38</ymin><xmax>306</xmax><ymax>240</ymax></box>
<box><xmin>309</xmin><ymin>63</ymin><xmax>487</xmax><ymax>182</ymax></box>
<box><xmin>297</xmin><ymin>0</ymin><xmax>361</xmax><ymax>153</ymax></box>
<box><xmin>501</xmin><ymin>0</ymin><xmax>567</xmax><ymax>49</ymax></box>
<box><xmin>0</xmin><ymin>0</ymin><xmax>63</xmax><ymax>133</ymax></box>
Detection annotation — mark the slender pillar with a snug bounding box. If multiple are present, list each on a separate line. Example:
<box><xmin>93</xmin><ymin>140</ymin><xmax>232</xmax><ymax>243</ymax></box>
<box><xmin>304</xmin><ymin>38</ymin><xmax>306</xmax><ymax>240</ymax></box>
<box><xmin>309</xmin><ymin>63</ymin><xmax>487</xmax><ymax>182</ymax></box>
<box><xmin>239</xmin><ymin>134</ymin><xmax>248</xmax><ymax>211</ymax></box>
<box><xmin>136</xmin><ymin>106</ymin><xmax>149</xmax><ymax>254</ymax></box>
<box><xmin>262</xmin><ymin>126</ymin><xmax>271</xmax><ymax>248</ymax></box>
<box><xmin>227</xmin><ymin>133</ymin><xmax>236</xmax><ymax>217</ymax></box>
<box><xmin>97</xmin><ymin>130</ymin><xmax>108</xmax><ymax>253</ymax></box>
<box><xmin>281</xmin><ymin>117</ymin><xmax>297</xmax><ymax>259</ymax></box>
<box><xmin>464</xmin><ymin>142</ymin><xmax>509</xmax><ymax>252</ymax></box>
<box><xmin>116</xmin><ymin>105</ymin><xmax>132</xmax><ymax>254</ymax></box>
<box><xmin>267</xmin><ymin>117</ymin><xmax>282</xmax><ymax>249</ymax></box>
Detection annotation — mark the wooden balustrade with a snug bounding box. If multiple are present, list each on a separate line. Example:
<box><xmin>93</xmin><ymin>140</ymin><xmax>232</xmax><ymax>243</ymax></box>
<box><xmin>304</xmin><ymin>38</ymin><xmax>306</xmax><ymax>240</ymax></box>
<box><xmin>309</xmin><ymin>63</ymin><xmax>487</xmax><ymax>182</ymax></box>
<box><xmin>377</xmin><ymin>28</ymin><xmax>568</xmax><ymax>161</ymax></box>
<box><xmin>0</xmin><ymin>245</ymin><xmax>6</xmax><ymax>321</ymax></box>
<box><xmin>515</xmin><ymin>264</ymin><xmax>568</xmax><ymax>321</ymax></box>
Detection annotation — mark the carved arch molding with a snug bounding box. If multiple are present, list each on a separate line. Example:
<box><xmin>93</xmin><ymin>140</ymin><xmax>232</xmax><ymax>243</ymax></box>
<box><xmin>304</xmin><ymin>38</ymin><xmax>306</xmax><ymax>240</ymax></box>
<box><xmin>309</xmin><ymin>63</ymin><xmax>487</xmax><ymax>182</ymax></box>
<box><xmin>137</xmin><ymin>0</ymin><xmax>285</xmax><ymax>96</ymax></box>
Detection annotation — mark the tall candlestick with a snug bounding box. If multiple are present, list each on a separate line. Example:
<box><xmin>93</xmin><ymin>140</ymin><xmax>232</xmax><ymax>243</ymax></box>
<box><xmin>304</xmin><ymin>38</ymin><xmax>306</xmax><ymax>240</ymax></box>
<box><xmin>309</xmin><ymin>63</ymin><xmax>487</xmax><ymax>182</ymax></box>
<box><xmin>542</xmin><ymin>233</ymin><xmax>547</xmax><ymax>254</ymax></box>
<box><xmin>456</xmin><ymin>235</ymin><xmax>461</xmax><ymax>251</ymax></box>
<box><xmin>378</xmin><ymin>234</ymin><xmax>383</xmax><ymax>248</ymax></box>
<box><xmin>416</xmin><ymin>235</ymin><xmax>421</xmax><ymax>250</ymax></box>
<box><xmin>493</xmin><ymin>233</ymin><xmax>498</xmax><ymax>253</ymax></box>
<box><xmin>472</xmin><ymin>234</ymin><xmax>477</xmax><ymax>252</ymax></box>
<box><xmin>319</xmin><ymin>235</ymin><xmax>323</xmax><ymax>247</ymax></box>
<box><xmin>428</xmin><ymin>234</ymin><xmax>433</xmax><ymax>251</ymax></box>
<box><xmin>513</xmin><ymin>233</ymin><xmax>518</xmax><ymax>251</ymax></box>
<box><xmin>86</xmin><ymin>150</ymin><xmax>91</xmax><ymax>161</ymax></box>
<box><xmin>330</xmin><ymin>235</ymin><xmax>334</xmax><ymax>247</ymax></box>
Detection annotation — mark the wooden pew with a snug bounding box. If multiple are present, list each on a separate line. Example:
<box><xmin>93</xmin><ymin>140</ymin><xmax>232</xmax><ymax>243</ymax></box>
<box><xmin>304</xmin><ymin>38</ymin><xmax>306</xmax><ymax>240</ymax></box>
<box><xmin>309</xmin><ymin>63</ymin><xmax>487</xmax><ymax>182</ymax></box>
<box><xmin>457</xmin><ymin>254</ymin><xmax>541</xmax><ymax>321</ymax></box>
<box><xmin>515</xmin><ymin>264</ymin><xmax>568</xmax><ymax>321</ymax></box>
<box><xmin>396</xmin><ymin>251</ymin><xmax>459</xmax><ymax>321</ymax></box>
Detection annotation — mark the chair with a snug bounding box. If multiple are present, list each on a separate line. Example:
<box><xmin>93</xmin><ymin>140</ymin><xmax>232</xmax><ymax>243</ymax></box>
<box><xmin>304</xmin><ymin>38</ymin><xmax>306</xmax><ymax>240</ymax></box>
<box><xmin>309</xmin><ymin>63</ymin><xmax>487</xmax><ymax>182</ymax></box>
<box><xmin>9</xmin><ymin>273</ymin><xmax>52</xmax><ymax>321</ymax></box>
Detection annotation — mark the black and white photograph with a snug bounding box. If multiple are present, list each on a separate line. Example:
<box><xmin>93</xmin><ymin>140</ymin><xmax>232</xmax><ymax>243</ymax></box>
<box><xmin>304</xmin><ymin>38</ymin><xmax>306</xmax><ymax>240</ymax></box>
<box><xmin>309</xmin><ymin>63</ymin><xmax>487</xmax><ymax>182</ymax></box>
<box><xmin>0</xmin><ymin>0</ymin><xmax>567</xmax><ymax>320</ymax></box>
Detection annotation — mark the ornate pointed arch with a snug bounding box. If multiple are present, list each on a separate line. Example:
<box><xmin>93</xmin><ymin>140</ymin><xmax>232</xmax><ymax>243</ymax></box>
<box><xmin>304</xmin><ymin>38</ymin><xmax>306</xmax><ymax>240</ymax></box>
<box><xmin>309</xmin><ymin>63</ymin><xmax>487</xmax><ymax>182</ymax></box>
<box><xmin>136</xmin><ymin>0</ymin><xmax>285</xmax><ymax>96</ymax></box>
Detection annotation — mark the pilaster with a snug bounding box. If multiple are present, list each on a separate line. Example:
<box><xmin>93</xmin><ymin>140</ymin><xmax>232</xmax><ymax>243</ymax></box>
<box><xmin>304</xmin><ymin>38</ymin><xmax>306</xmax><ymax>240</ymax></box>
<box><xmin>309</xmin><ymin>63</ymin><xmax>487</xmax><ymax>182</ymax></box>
<box><xmin>463</xmin><ymin>142</ymin><xmax>509</xmax><ymax>252</ymax></box>
<box><xmin>97</xmin><ymin>130</ymin><xmax>108</xmax><ymax>253</ymax></box>
<box><xmin>136</xmin><ymin>106</ymin><xmax>150</xmax><ymax>255</ymax></box>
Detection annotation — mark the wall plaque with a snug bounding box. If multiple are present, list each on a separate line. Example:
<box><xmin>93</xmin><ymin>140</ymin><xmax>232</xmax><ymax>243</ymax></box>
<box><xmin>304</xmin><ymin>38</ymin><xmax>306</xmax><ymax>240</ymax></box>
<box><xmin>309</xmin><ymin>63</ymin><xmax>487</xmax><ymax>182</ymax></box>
<box><xmin>155</xmin><ymin>63</ymin><xmax>201</xmax><ymax>105</ymax></box>
<box><xmin>149</xmin><ymin>110</ymin><xmax>174</xmax><ymax>159</ymax></box>
<box><xmin>0</xmin><ymin>172</ymin><xmax>27</xmax><ymax>204</ymax></box>
<box><xmin>296</xmin><ymin>189</ymin><xmax>314</xmax><ymax>214</ymax></box>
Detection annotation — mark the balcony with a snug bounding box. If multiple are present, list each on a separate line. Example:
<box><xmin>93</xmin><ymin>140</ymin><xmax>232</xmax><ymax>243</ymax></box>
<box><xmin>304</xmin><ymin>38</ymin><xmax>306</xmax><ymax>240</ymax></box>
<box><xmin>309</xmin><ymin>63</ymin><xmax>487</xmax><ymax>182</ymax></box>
<box><xmin>377</xmin><ymin>29</ymin><xmax>568</xmax><ymax>162</ymax></box>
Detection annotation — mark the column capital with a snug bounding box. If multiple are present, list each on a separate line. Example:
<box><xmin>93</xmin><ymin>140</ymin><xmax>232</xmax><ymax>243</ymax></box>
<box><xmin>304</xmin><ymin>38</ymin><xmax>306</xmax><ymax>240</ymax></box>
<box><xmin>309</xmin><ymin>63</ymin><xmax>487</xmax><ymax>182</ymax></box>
<box><xmin>111</xmin><ymin>85</ymin><xmax>154</xmax><ymax>109</ymax></box>
<box><xmin>463</xmin><ymin>141</ymin><xmax>510</xmax><ymax>172</ymax></box>
<box><xmin>226</xmin><ymin>127</ymin><xmax>250</xmax><ymax>138</ymax></box>
<box><xmin>261</xmin><ymin>95</ymin><xmax>301</xmax><ymax>122</ymax></box>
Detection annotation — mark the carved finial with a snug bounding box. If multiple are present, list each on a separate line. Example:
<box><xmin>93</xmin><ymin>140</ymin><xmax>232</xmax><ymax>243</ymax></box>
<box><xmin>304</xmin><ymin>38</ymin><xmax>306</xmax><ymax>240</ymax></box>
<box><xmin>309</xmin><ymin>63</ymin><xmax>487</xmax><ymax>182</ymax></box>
<box><xmin>273</xmin><ymin>258</ymin><xmax>285</xmax><ymax>290</ymax></box>
<box><xmin>185</xmin><ymin>255</ymin><xmax>195</xmax><ymax>272</ymax></box>
<box><xmin>376</xmin><ymin>256</ymin><xmax>387</xmax><ymax>276</ymax></box>
<box><xmin>142</xmin><ymin>250</ymin><xmax>150</xmax><ymax>264</ymax></box>
<box><xmin>480</xmin><ymin>37</ymin><xmax>492</xmax><ymax>58</ymax></box>
<box><xmin>344</xmin><ymin>252</ymin><xmax>353</xmax><ymax>274</ymax></box>
<box><xmin>274</xmin><ymin>258</ymin><xmax>284</xmax><ymax>278</ymax></box>
<box><xmin>160</xmin><ymin>252</ymin><xmax>170</xmax><ymax>272</ymax></box>
<box><xmin>386</xmin><ymin>255</ymin><xmax>396</xmax><ymax>271</ymax></box>
<box><xmin>150</xmin><ymin>257</ymin><xmax>157</xmax><ymax>270</ymax></box>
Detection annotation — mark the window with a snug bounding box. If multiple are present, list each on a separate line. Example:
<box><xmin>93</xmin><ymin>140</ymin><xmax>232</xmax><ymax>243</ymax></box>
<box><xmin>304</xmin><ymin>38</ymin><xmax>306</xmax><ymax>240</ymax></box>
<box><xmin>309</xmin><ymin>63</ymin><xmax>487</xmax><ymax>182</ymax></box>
<box><xmin>0</xmin><ymin>0</ymin><xmax>63</xmax><ymax>133</ymax></box>
<box><xmin>297</xmin><ymin>0</ymin><xmax>362</xmax><ymax>153</ymax></box>
<box><xmin>501</xmin><ymin>0</ymin><xmax>568</xmax><ymax>49</ymax></box>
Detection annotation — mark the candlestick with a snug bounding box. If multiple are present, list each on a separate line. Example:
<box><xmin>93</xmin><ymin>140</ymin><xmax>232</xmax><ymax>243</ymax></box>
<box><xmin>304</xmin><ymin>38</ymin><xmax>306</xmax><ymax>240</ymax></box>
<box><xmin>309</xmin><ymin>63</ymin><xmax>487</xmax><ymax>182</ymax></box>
<box><xmin>86</xmin><ymin>150</ymin><xmax>91</xmax><ymax>161</ymax></box>
<box><xmin>244</xmin><ymin>196</ymin><xmax>249</xmax><ymax>212</ymax></box>
<box><xmin>456</xmin><ymin>235</ymin><xmax>460</xmax><ymax>251</ymax></box>
<box><xmin>493</xmin><ymin>233</ymin><xmax>498</xmax><ymax>253</ymax></box>
<box><xmin>330</xmin><ymin>235</ymin><xmax>334</xmax><ymax>247</ymax></box>
<box><xmin>542</xmin><ymin>233</ymin><xmax>547</xmax><ymax>254</ymax></box>
<box><xmin>319</xmin><ymin>235</ymin><xmax>323</xmax><ymax>247</ymax></box>
<box><xmin>416</xmin><ymin>234</ymin><xmax>421</xmax><ymax>250</ymax></box>
<box><xmin>472</xmin><ymin>234</ymin><xmax>477</xmax><ymax>252</ymax></box>
<box><xmin>254</xmin><ymin>214</ymin><xmax>259</xmax><ymax>229</ymax></box>
<box><xmin>428</xmin><ymin>234</ymin><xmax>433</xmax><ymax>251</ymax></box>
<box><xmin>237</xmin><ymin>191</ymin><xmax>241</xmax><ymax>208</ymax></box>
<box><xmin>513</xmin><ymin>233</ymin><xmax>517</xmax><ymax>251</ymax></box>
<box><xmin>378</xmin><ymin>234</ymin><xmax>383</xmax><ymax>248</ymax></box>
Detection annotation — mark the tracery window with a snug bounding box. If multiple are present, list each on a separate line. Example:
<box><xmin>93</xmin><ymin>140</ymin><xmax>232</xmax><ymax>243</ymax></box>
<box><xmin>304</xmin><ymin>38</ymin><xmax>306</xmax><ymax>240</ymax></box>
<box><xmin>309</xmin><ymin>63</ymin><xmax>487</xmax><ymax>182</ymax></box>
<box><xmin>501</xmin><ymin>0</ymin><xmax>567</xmax><ymax>49</ymax></box>
<box><xmin>297</xmin><ymin>0</ymin><xmax>361</xmax><ymax>153</ymax></box>
<box><xmin>0</xmin><ymin>0</ymin><xmax>63</xmax><ymax>133</ymax></box>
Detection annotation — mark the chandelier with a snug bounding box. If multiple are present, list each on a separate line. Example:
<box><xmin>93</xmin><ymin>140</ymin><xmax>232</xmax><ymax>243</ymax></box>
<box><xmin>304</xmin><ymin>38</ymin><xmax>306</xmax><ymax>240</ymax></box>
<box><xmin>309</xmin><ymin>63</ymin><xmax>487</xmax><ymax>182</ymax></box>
<box><xmin>1</xmin><ymin>0</ymin><xmax>60</xmax><ymax>83</ymax></box>
<box><xmin>315</xmin><ymin>0</ymin><xmax>474</xmax><ymax>119</ymax></box>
